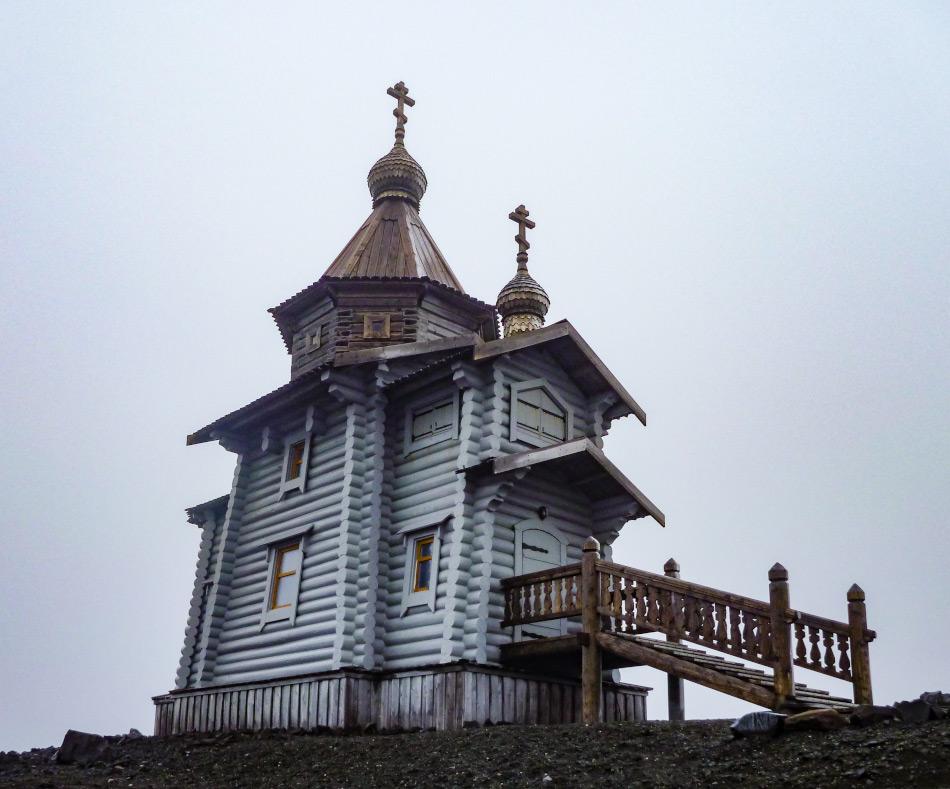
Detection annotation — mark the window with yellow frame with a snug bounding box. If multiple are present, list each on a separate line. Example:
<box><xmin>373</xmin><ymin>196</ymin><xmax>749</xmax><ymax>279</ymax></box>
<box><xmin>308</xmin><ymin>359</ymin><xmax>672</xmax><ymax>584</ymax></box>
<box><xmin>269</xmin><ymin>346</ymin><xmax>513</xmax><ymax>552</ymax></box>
<box><xmin>412</xmin><ymin>535</ymin><xmax>434</xmax><ymax>592</ymax></box>
<box><xmin>261</xmin><ymin>541</ymin><xmax>303</xmax><ymax>625</ymax></box>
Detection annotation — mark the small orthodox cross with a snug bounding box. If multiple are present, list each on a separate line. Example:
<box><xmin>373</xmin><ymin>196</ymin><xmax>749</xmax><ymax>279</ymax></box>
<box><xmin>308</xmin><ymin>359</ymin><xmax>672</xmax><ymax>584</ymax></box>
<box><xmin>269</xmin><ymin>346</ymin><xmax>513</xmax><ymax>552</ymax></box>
<box><xmin>509</xmin><ymin>204</ymin><xmax>536</xmax><ymax>269</ymax></box>
<box><xmin>387</xmin><ymin>81</ymin><xmax>415</xmax><ymax>144</ymax></box>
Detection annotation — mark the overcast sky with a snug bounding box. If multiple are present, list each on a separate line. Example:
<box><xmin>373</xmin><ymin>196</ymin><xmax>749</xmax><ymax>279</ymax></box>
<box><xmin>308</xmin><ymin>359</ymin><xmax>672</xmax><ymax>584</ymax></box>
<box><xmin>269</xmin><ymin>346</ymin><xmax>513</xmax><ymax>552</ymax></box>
<box><xmin>1</xmin><ymin>2</ymin><xmax>948</xmax><ymax>751</ymax></box>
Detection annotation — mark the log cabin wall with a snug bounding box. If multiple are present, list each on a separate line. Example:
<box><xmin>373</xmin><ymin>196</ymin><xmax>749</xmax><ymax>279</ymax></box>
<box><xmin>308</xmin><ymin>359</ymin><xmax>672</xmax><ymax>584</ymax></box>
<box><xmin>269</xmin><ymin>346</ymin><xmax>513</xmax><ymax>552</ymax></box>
<box><xmin>290</xmin><ymin>295</ymin><xmax>337</xmax><ymax>378</ymax></box>
<box><xmin>154</xmin><ymin>664</ymin><xmax>648</xmax><ymax>736</ymax></box>
<box><xmin>378</xmin><ymin>372</ymin><xmax>475</xmax><ymax>669</ymax></box>
<box><xmin>189</xmin><ymin>395</ymin><xmax>360</xmax><ymax>686</ymax></box>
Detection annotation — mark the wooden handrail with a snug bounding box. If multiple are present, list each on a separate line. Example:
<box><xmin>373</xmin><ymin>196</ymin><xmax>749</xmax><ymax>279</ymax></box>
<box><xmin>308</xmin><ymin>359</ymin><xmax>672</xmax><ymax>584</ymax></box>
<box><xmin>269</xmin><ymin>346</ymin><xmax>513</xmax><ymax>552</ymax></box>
<box><xmin>500</xmin><ymin>563</ymin><xmax>581</xmax><ymax>589</ymax></box>
<box><xmin>595</xmin><ymin>559</ymin><xmax>773</xmax><ymax>618</ymax></box>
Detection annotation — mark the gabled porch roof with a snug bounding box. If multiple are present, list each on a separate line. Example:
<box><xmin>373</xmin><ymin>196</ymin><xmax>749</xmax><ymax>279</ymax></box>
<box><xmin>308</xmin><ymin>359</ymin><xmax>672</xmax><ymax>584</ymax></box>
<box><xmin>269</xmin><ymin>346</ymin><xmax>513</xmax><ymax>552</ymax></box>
<box><xmin>490</xmin><ymin>438</ymin><xmax>665</xmax><ymax>526</ymax></box>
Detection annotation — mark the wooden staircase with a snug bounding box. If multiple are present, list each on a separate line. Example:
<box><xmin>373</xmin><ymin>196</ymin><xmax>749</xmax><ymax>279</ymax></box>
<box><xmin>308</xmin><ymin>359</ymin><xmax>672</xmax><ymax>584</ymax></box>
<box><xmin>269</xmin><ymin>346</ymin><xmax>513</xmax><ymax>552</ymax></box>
<box><xmin>599</xmin><ymin>633</ymin><xmax>855</xmax><ymax>712</ymax></box>
<box><xmin>501</xmin><ymin>540</ymin><xmax>876</xmax><ymax>722</ymax></box>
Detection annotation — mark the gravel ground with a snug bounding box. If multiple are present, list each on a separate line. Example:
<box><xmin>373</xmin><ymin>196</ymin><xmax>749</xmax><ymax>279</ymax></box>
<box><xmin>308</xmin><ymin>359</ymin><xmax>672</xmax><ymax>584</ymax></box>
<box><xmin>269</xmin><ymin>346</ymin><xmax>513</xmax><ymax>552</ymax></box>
<box><xmin>2</xmin><ymin>717</ymin><xmax>949</xmax><ymax>788</ymax></box>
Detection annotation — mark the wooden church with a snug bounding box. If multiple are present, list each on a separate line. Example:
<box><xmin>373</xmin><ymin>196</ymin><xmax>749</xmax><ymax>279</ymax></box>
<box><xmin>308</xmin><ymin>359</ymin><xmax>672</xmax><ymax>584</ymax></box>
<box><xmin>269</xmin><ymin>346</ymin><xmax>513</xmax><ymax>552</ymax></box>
<box><xmin>154</xmin><ymin>83</ymin><xmax>876</xmax><ymax>735</ymax></box>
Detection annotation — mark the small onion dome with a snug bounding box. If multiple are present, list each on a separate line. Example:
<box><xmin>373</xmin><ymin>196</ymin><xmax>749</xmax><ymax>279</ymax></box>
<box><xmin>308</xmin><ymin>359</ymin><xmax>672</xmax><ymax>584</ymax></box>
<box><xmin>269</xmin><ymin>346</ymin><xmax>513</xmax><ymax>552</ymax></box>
<box><xmin>496</xmin><ymin>265</ymin><xmax>550</xmax><ymax>335</ymax></box>
<box><xmin>367</xmin><ymin>143</ymin><xmax>427</xmax><ymax>209</ymax></box>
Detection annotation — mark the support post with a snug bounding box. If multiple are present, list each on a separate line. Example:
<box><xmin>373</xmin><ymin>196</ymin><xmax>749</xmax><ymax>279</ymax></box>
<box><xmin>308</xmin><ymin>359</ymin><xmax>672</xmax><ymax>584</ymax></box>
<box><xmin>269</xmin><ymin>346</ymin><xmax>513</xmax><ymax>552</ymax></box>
<box><xmin>581</xmin><ymin>537</ymin><xmax>602</xmax><ymax>725</ymax></box>
<box><xmin>768</xmin><ymin>563</ymin><xmax>794</xmax><ymax>706</ymax></box>
<box><xmin>847</xmin><ymin>584</ymin><xmax>873</xmax><ymax>705</ymax></box>
<box><xmin>664</xmin><ymin>558</ymin><xmax>685</xmax><ymax>722</ymax></box>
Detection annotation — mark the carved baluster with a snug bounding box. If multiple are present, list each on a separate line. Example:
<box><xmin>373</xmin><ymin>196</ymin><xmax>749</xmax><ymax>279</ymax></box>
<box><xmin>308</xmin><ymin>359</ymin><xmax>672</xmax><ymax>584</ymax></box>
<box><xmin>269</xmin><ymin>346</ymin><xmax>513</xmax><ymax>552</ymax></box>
<box><xmin>600</xmin><ymin>572</ymin><xmax>610</xmax><ymax>610</ymax></box>
<box><xmin>729</xmin><ymin>607</ymin><xmax>740</xmax><ymax>651</ymax></box>
<box><xmin>823</xmin><ymin>630</ymin><xmax>836</xmax><ymax>672</ymax></box>
<box><xmin>760</xmin><ymin>617</ymin><xmax>773</xmax><ymax>660</ymax></box>
<box><xmin>701</xmin><ymin>600</ymin><xmax>715</xmax><ymax>641</ymax></box>
<box><xmin>647</xmin><ymin>584</ymin><xmax>659</xmax><ymax>628</ymax></box>
<box><xmin>808</xmin><ymin>625</ymin><xmax>821</xmax><ymax>667</ymax></box>
<box><xmin>612</xmin><ymin>575</ymin><xmax>623</xmax><ymax>631</ymax></box>
<box><xmin>838</xmin><ymin>633</ymin><xmax>851</xmax><ymax>679</ymax></box>
<box><xmin>545</xmin><ymin>578</ymin><xmax>555</xmax><ymax>617</ymax></box>
<box><xmin>749</xmin><ymin>615</ymin><xmax>761</xmax><ymax>656</ymax></box>
<box><xmin>714</xmin><ymin>603</ymin><xmax>728</xmax><ymax>646</ymax></box>
<box><xmin>623</xmin><ymin>577</ymin><xmax>634</xmax><ymax>633</ymax></box>
<box><xmin>794</xmin><ymin>622</ymin><xmax>806</xmax><ymax>664</ymax></box>
<box><xmin>683</xmin><ymin>595</ymin><xmax>696</xmax><ymax>637</ymax></box>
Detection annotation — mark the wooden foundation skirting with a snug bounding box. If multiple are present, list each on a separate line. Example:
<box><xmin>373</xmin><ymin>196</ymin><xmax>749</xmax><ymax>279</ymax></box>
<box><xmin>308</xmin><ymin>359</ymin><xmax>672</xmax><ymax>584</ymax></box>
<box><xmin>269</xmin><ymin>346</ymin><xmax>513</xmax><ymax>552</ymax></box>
<box><xmin>152</xmin><ymin>663</ymin><xmax>650</xmax><ymax>736</ymax></box>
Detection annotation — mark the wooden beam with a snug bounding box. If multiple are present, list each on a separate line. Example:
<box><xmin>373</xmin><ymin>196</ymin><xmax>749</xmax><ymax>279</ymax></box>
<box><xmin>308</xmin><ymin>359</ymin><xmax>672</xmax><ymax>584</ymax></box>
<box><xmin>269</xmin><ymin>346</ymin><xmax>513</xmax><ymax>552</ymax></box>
<box><xmin>500</xmin><ymin>635</ymin><xmax>582</xmax><ymax>662</ymax></box>
<box><xmin>596</xmin><ymin>633</ymin><xmax>778</xmax><ymax>710</ymax></box>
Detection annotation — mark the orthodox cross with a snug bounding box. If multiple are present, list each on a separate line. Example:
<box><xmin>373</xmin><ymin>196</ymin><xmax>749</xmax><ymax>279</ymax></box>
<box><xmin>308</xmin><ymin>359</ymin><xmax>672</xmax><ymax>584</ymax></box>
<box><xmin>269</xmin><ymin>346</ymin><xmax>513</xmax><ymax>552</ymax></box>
<box><xmin>387</xmin><ymin>81</ymin><xmax>415</xmax><ymax>144</ymax></box>
<box><xmin>509</xmin><ymin>204</ymin><xmax>536</xmax><ymax>269</ymax></box>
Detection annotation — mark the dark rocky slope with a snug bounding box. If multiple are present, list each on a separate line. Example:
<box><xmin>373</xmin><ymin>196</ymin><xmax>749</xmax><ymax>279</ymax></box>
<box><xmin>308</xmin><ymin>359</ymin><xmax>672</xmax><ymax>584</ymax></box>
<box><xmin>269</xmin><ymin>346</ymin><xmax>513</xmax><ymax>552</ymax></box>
<box><xmin>2</xmin><ymin>717</ymin><xmax>949</xmax><ymax>788</ymax></box>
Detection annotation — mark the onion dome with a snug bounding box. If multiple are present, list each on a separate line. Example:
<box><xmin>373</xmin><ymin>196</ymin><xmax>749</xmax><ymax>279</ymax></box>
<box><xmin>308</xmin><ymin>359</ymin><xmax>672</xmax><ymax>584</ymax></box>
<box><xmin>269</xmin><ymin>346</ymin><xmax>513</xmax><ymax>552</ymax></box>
<box><xmin>496</xmin><ymin>205</ymin><xmax>550</xmax><ymax>336</ymax></box>
<box><xmin>367</xmin><ymin>142</ymin><xmax>427</xmax><ymax>208</ymax></box>
<box><xmin>497</xmin><ymin>266</ymin><xmax>550</xmax><ymax>335</ymax></box>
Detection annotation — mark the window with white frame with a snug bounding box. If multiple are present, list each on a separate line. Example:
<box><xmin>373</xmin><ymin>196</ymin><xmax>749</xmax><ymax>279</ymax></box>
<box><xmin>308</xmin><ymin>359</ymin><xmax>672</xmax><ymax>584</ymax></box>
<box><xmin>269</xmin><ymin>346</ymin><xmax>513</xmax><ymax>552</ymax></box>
<box><xmin>279</xmin><ymin>433</ymin><xmax>311</xmax><ymax>497</ymax></box>
<box><xmin>399</xmin><ymin>516</ymin><xmax>448</xmax><ymax>613</ymax></box>
<box><xmin>404</xmin><ymin>392</ymin><xmax>459</xmax><ymax>453</ymax></box>
<box><xmin>510</xmin><ymin>379</ymin><xmax>573</xmax><ymax>447</ymax></box>
<box><xmin>261</xmin><ymin>540</ymin><xmax>304</xmax><ymax>625</ymax></box>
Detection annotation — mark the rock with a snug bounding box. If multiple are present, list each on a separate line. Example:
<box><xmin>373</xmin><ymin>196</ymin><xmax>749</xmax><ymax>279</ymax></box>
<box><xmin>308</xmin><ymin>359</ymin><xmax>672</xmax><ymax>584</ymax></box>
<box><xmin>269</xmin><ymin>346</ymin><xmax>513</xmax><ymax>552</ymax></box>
<box><xmin>126</xmin><ymin>728</ymin><xmax>144</xmax><ymax>739</ymax></box>
<box><xmin>55</xmin><ymin>730</ymin><xmax>112</xmax><ymax>766</ymax></box>
<box><xmin>784</xmin><ymin>709</ymin><xmax>848</xmax><ymax>732</ymax></box>
<box><xmin>850</xmin><ymin>705</ymin><xmax>897</xmax><ymax>728</ymax></box>
<box><xmin>895</xmin><ymin>699</ymin><xmax>941</xmax><ymax>723</ymax></box>
<box><xmin>729</xmin><ymin>711</ymin><xmax>785</xmax><ymax>738</ymax></box>
<box><xmin>920</xmin><ymin>691</ymin><xmax>950</xmax><ymax>708</ymax></box>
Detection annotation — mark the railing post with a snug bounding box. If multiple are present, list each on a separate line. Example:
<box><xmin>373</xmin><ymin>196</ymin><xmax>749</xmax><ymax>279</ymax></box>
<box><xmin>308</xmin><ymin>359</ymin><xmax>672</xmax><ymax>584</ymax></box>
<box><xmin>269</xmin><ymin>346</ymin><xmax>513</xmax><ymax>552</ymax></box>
<box><xmin>768</xmin><ymin>563</ymin><xmax>794</xmax><ymax>706</ymax></box>
<box><xmin>847</xmin><ymin>583</ymin><xmax>873</xmax><ymax>705</ymax></box>
<box><xmin>664</xmin><ymin>558</ymin><xmax>686</xmax><ymax>722</ymax></box>
<box><xmin>581</xmin><ymin>537</ymin><xmax>602</xmax><ymax>725</ymax></box>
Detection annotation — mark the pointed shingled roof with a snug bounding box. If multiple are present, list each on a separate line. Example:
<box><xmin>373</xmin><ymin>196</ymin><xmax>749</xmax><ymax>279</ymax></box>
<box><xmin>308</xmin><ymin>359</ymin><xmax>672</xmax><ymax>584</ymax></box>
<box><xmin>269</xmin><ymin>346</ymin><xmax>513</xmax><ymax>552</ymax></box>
<box><xmin>320</xmin><ymin>198</ymin><xmax>464</xmax><ymax>290</ymax></box>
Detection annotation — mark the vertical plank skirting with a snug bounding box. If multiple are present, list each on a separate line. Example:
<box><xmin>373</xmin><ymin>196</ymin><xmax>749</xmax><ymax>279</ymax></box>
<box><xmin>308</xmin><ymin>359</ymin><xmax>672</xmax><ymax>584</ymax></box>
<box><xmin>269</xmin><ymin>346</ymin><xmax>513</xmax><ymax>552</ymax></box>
<box><xmin>153</xmin><ymin>665</ymin><xmax>650</xmax><ymax>736</ymax></box>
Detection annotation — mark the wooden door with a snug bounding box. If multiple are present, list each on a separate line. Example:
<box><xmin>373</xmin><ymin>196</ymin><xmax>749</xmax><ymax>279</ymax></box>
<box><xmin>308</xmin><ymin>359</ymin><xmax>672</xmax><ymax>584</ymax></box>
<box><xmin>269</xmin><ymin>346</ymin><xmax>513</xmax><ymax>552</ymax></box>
<box><xmin>515</xmin><ymin>522</ymin><xmax>567</xmax><ymax>640</ymax></box>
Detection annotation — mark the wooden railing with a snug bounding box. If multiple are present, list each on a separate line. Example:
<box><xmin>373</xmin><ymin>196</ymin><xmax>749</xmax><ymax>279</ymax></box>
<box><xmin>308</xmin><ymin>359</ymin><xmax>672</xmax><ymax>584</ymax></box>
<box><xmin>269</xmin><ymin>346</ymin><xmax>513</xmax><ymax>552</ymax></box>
<box><xmin>501</xmin><ymin>538</ymin><xmax>876</xmax><ymax>721</ymax></box>
<box><xmin>502</xmin><ymin>563</ymin><xmax>582</xmax><ymax>626</ymax></box>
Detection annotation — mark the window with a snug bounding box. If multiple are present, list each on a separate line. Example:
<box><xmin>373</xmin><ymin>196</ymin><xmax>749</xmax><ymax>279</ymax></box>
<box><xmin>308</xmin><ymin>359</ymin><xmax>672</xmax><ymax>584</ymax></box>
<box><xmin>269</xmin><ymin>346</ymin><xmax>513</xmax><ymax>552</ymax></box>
<box><xmin>510</xmin><ymin>379</ymin><xmax>573</xmax><ymax>447</ymax></box>
<box><xmin>398</xmin><ymin>515</ymin><xmax>448</xmax><ymax>614</ymax></box>
<box><xmin>279</xmin><ymin>434</ymin><xmax>311</xmax><ymax>497</ymax></box>
<box><xmin>412</xmin><ymin>536</ymin><xmax>434</xmax><ymax>592</ymax></box>
<box><xmin>404</xmin><ymin>393</ymin><xmax>459</xmax><ymax>453</ymax></box>
<box><xmin>269</xmin><ymin>543</ymin><xmax>301</xmax><ymax>609</ymax></box>
<box><xmin>260</xmin><ymin>538</ymin><xmax>306</xmax><ymax>626</ymax></box>
<box><xmin>287</xmin><ymin>441</ymin><xmax>305</xmax><ymax>480</ymax></box>
<box><xmin>363</xmin><ymin>313</ymin><xmax>391</xmax><ymax>339</ymax></box>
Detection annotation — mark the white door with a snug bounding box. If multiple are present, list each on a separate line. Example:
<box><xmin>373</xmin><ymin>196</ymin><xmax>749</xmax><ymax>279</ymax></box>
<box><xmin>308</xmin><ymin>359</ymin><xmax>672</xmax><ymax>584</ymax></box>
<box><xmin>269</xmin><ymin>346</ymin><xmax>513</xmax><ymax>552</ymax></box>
<box><xmin>516</xmin><ymin>523</ymin><xmax>567</xmax><ymax>640</ymax></box>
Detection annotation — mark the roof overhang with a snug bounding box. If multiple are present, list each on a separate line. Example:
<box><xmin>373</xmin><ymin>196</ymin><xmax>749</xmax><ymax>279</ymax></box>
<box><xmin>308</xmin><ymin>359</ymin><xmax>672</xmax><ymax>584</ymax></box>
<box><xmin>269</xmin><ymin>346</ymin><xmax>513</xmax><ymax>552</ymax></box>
<box><xmin>186</xmin><ymin>321</ymin><xmax>648</xmax><ymax>447</ymax></box>
<box><xmin>490</xmin><ymin>438</ymin><xmax>665</xmax><ymax>526</ymax></box>
<box><xmin>473</xmin><ymin>320</ymin><xmax>647</xmax><ymax>426</ymax></box>
<box><xmin>185</xmin><ymin>494</ymin><xmax>230</xmax><ymax>526</ymax></box>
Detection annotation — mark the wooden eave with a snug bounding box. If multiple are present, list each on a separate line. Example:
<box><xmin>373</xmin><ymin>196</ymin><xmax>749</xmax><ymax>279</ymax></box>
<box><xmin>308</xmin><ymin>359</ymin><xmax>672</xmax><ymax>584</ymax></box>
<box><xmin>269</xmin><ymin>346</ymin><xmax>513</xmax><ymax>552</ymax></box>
<box><xmin>490</xmin><ymin>438</ymin><xmax>665</xmax><ymax>526</ymax></box>
<box><xmin>185</xmin><ymin>494</ymin><xmax>230</xmax><ymax>526</ymax></box>
<box><xmin>185</xmin><ymin>363</ymin><xmax>334</xmax><ymax>446</ymax></box>
<box><xmin>472</xmin><ymin>320</ymin><xmax>648</xmax><ymax>426</ymax></box>
<box><xmin>185</xmin><ymin>335</ymin><xmax>481</xmax><ymax>446</ymax></box>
